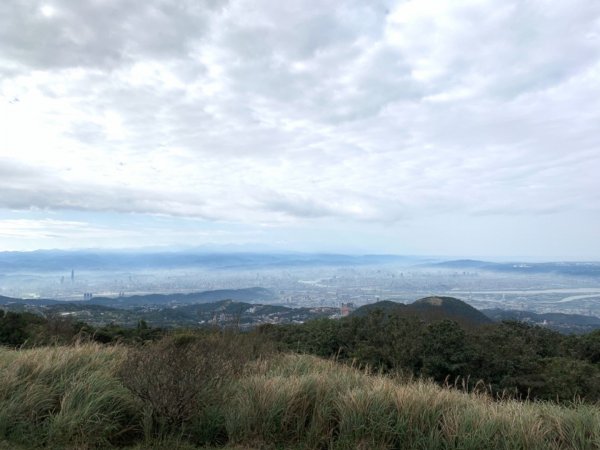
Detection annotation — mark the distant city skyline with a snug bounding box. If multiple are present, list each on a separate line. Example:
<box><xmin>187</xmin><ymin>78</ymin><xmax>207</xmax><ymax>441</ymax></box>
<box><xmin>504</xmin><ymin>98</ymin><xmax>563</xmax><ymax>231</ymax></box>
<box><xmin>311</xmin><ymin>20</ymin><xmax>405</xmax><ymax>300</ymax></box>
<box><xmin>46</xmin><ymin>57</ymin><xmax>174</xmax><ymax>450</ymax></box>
<box><xmin>1</xmin><ymin>0</ymin><xmax>599</xmax><ymax>259</ymax></box>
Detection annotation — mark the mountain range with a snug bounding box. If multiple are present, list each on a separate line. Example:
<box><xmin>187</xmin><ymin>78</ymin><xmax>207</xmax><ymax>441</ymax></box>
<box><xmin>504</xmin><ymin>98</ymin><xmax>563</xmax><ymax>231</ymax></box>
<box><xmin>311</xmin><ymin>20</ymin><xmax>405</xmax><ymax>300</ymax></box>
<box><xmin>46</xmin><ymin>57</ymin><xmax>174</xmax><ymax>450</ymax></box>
<box><xmin>482</xmin><ymin>308</ymin><xmax>600</xmax><ymax>334</ymax></box>
<box><xmin>423</xmin><ymin>259</ymin><xmax>600</xmax><ymax>277</ymax></box>
<box><xmin>0</xmin><ymin>250</ymin><xmax>420</xmax><ymax>271</ymax></box>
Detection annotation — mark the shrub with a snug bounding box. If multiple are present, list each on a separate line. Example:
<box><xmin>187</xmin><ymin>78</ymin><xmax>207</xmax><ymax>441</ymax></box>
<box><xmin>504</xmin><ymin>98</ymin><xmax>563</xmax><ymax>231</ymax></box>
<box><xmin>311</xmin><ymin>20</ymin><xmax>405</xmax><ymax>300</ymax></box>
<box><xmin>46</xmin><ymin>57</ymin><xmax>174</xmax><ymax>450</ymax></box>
<box><xmin>119</xmin><ymin>330</ymin><xmax>274</xmax><ymax>444</ymax></box>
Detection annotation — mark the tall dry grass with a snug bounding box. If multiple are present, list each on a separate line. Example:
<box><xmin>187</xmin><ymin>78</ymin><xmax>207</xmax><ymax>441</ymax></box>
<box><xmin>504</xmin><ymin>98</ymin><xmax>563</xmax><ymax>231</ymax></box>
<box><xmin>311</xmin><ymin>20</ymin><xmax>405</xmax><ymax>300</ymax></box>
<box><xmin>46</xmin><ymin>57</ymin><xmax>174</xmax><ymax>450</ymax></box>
<box><xmin>0</xmin><ymin>343</ymin><xmax>139</xmax><ymax>449</ymax></box>
<box><xmin>0</xmin><ymin>341</ymin><xmax>599</xmax><ymax>449</ymax></box>
<box><xmin>227</xmin><ymin>354</ymin><xmax>600</xmax><ymax>450</ymax></box>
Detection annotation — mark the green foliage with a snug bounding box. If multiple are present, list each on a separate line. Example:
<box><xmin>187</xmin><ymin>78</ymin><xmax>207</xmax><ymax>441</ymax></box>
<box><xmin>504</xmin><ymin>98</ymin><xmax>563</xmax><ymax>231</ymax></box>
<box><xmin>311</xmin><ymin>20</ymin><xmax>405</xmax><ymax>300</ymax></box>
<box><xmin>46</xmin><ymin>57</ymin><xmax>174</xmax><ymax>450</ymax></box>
<box><xmin>421</xmin><ymin>320</ymin><xmax>470</xmax><ymax>381</ymax></box>
<box><xmin>533</xmin><ymin>358</ymin><xmax>600</xmax><ymax>402</ymax></box>
<box><xmin>0</xmin><ymin>310</ymin><xmax>44</xmax><ymax>346</ymax></box>
<box><xmin>261</xmin><ymin>312</ymin><xmax>600</xmax><ymax>402</ymax></box>
<box><xmin>0</xmin><ymin>310</ymin><xmax>165</xmax><ymax>347</ymax></box>
<box><xmin>568</xmin><ymin>329</ymin><xmax>600</xmax><ymax>364</ymax></box>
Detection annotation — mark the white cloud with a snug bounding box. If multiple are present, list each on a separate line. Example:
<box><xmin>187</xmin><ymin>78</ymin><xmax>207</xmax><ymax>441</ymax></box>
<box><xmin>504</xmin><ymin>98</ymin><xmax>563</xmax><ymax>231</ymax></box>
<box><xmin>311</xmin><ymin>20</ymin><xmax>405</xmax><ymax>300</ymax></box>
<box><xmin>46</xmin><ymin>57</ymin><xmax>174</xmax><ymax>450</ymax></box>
<box><xmin>0</xmin><ymin>219</ymin><xmax>90</xmax><ymax>239</ymax></box>
<box><xmin>0</xmin><ymin>0</ymin><xmax>599</xmax><ymax>255</ymax></box>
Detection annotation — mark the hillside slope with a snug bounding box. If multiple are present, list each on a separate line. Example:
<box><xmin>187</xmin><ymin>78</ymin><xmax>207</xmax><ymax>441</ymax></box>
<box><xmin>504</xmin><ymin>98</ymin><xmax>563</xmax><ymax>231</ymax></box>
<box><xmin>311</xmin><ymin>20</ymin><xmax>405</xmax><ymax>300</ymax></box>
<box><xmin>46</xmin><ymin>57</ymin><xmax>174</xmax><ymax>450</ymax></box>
<box><xmin>352</xmin><ymin>296</ymin><xmax>492</xmax><ymax>326</ymax></box>
<box><xmin>0</xmin><ymin>343</ymin><xmax>598</xmax><ymax>449</ymax></box>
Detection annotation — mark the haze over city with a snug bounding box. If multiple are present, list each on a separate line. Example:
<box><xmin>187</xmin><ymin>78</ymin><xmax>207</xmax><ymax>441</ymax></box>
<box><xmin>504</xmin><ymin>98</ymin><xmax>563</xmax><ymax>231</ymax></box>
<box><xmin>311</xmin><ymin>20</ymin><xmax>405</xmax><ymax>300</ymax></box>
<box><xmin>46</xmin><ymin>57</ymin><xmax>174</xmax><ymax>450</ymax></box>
<box><xmin>1</xmin><ymin>0</ymin><xmax>600</xmax><ymax>259</ymax></box>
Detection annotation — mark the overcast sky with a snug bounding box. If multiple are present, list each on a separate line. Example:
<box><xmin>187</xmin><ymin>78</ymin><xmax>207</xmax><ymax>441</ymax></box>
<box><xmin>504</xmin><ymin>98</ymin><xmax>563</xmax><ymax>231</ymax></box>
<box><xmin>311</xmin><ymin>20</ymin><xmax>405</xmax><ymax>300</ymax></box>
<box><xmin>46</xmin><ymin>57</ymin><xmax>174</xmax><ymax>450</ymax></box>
<box><xmin>1</xmin><ymin>0</ymin><xmax>599</xmax><ymax>259</ymax></box>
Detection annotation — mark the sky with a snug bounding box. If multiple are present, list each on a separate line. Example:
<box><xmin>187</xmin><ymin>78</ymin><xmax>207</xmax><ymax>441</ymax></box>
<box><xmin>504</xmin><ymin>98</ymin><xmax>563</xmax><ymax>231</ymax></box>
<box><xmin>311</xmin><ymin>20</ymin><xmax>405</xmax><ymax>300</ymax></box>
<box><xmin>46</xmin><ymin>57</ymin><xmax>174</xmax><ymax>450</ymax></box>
<box><xmin>0</xmin><ymin>0</ymin><xmax>599</xmax><ymax>259</ymax></box>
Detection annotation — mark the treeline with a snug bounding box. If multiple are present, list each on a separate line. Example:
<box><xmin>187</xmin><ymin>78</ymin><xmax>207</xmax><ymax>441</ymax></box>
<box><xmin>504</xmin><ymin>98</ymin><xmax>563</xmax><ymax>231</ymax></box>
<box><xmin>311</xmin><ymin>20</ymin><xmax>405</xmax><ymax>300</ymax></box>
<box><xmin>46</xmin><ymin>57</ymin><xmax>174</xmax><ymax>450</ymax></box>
<box><xmin>259</xmin><ymin>310</ymin><xmax>600</xmax><ymax>402</ymax></box>
<box><xmin>0</xmin><ymin>309</ymin><xmax>164</xmax><ymax>347</ymax></box>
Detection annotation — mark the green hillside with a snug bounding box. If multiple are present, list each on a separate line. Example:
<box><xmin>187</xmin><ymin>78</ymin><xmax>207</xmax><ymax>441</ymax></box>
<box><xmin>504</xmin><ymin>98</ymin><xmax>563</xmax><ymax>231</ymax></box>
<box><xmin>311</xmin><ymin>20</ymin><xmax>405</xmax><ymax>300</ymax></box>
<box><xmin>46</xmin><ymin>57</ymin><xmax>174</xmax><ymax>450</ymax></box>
<box><xmin>1</xmin><ymin>339</ymin><xmax>599</xmax><ymax>450</ymax></box>
<box><xmin>2</xmin><ymin>307</ymin><xmax>600</xmax><ymax>449</ymax></box>
<box><xmin>352</xmin><ymin>296</ymin><xmax>492</xmax><ymax>326</ymax></box>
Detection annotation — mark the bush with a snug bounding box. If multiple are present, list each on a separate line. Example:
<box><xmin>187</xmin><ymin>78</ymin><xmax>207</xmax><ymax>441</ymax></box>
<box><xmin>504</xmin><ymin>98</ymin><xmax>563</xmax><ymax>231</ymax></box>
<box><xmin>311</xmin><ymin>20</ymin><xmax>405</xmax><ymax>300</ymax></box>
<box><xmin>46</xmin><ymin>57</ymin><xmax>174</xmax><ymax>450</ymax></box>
<box><xmin>119</xmin><ymin>330</ymin><xmax>274</xmax><ymax>444</ymax></box>
<box><xmin>0</xmin><ymin>311</ymin><xmax>42</xmax><ymax>346</ymax></box>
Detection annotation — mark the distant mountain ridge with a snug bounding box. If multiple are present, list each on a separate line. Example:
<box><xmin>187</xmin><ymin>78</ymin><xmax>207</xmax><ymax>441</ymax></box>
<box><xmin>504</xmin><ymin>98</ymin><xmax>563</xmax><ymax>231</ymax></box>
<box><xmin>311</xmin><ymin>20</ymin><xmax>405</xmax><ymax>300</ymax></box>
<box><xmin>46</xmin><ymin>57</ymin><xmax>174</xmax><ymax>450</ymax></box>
<box><xmin>0</xmin><ymin>295</ymin><xmax>60</xmax><ymax>306</ymax></box>
<box><xmin>352</xmin><ymin>296</ymin><xmax>493</xmax><ymax>326</ymax></box>
<box><xmin>0</xmin><ymin>250</ymin><xmax>420</xmax><ymax>272</ymax></box>
<box><xmin>482</xmin><ymin>308</ymin><xmax>600</xmax><ymax>334</ymax></box>
<box><xmin>422</xmin><ymin>260</ymin><xmax>600</xmax><ymax>277</ymax></box>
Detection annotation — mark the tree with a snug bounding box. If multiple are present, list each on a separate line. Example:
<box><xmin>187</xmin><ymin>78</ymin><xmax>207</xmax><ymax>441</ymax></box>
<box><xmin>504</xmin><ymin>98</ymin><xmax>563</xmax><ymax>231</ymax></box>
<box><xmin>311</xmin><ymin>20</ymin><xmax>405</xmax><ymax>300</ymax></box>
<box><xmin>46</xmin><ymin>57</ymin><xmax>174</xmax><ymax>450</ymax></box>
<box><xmin>421</xmin><ymin>320</ymin><xmax>470</xmax><ymax>382</ymax></box>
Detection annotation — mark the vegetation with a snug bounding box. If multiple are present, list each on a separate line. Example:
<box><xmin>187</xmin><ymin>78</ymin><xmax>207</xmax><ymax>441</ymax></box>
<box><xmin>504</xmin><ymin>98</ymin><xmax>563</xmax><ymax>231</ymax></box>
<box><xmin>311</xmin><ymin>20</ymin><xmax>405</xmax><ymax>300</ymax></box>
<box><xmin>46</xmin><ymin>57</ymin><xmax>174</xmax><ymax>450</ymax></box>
<box><xmin>351</xmin><ymin>296</ymin><xmax>493</xmax><ymax>326</ymax></box>
<box><xmin>0</xmin><ymin>343</ymin><xmax>137</xmax><ymax>449</ymax></box>
<box><xmin>119</xmin><ymin>331</ymin><xmax>275</xmax><ymax>444</ymax></box>
<box><xmin>227</xmin><ymin>354</ymin><xmax>600</xmax><ymax>450</ymax></box>
<box><xmin>259</xmin><ymin>310</ymin><xmax>600</xmax><ymax>402</ymax></box>
<box><xmin>2</xmin><ymin>308</ymin><xmax>600</xmax><ymax>448</ymax></box>
<box><xmin>1</xmin><ymin>298</ymin><xmax>338</xmax><ymax>329</ymax></box>
<box><xmin>1</xmin><ymin>339</ymin><xmax>599</xmax><ymax>449</ymax></box>
<box><xmin>0</xmin><ymin>309</ymin><xmax>165</xmax><ymax>346</ymax></box>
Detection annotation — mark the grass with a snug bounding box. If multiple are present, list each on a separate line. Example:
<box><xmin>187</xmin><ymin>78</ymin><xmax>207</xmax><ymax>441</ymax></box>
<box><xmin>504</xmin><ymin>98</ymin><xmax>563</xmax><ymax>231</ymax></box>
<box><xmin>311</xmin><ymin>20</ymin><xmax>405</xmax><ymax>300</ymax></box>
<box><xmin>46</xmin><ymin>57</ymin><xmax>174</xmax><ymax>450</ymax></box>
<box><xmin>227</xmin><ymin>354</ymin><xmax>600</xmax><ymax>450</ymax></box>
<box><xmin>0</xmin><ymin>343</ymin><xmax>139</xmax><ymax>449</ymax></box>
<box><xmin>0</xmin><ymin>342</ymin><xmax>599</xmax><ymax>449</ymax></box>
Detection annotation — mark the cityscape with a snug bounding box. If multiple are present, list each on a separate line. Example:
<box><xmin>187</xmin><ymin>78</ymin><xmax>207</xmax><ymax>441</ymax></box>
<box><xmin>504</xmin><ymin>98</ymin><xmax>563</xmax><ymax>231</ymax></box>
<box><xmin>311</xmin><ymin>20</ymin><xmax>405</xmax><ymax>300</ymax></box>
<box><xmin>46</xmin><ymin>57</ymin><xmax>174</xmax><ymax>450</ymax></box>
<box><xmin>2</xmin><ymin>252</ymin><xmax>600</xmax><ymax>331</ymax></box>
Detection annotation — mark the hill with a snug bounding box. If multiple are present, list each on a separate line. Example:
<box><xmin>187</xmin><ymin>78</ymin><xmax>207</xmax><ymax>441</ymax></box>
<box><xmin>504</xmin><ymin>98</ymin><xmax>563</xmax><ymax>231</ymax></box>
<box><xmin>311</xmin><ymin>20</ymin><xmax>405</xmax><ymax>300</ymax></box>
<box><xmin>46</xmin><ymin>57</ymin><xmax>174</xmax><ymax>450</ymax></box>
<box><xmin>410</xmin><ymin>296</ymin><xmax>493</xmax><ymax>325</ymax></box>
<box><xmin>352</xmin><ymin>296</ymin><xmax>492</xmax><ymax>326</ymax></box>
<box><xmin>350</xmin><ymin>299</ymin><xmax>407</xmax><ymax>316</ymax></box>
<box><xmin>1</xmin><ymin>296</ymin><xmax>338</xmax><ymax>328</ymax></box>
<box><xmin>86</xmin><ymin>287</ymin><xmax>276</xmax><ymax>307</ymax></box>
<box><xmin>0</xmin><ymin>287</ymin><xmax>275</xmax><ymax>309</ymax></box>
<box><xmin>0</xmin><ymin>295</ymin><xmax>60</xmax><ymax>306</ymax></box>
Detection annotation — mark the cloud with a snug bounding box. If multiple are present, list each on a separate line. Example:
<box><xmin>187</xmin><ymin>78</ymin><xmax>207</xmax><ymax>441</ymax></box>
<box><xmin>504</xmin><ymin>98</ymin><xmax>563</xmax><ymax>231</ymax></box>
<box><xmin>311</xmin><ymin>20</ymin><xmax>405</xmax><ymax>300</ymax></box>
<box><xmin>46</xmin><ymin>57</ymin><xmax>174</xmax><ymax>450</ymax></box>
<box><xmin>0</xmin><ymin>0</ymin><xmax>226</xmax><ymax>72</ymax></box>
<box><xmin>0</xmin><ymin>215</ymin><xmax>274</xmax><ymax>252</ymax></box>
<box><xmin>0</xmin><ymin>0</ymin><xmax>599</xmax><ymax>253</ymax></box>
<box><xmin>0</xmin><ymin>219</ymin><xmax>88</xmax><ymax>239</ymax></box>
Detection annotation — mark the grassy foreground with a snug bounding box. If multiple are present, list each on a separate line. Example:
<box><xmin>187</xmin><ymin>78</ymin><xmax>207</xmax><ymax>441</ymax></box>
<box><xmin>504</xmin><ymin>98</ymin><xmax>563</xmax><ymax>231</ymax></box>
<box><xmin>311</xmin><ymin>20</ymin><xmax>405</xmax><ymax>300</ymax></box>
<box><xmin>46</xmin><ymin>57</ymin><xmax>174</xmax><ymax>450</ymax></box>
<box><xmin>0</xmin><ymin>342</ymin><xmax>599</xmax><ymax>449</ymax></box>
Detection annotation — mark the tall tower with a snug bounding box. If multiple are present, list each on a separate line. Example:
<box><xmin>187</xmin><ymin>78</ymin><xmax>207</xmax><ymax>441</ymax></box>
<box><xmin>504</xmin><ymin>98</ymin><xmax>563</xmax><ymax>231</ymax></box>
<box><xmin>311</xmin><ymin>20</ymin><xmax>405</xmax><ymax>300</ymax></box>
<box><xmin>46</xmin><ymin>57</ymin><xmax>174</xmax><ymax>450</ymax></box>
<box><xmin>71</xmin><ymin>269</ymin><xmax>75</xmax><ymax>283</ymax></box>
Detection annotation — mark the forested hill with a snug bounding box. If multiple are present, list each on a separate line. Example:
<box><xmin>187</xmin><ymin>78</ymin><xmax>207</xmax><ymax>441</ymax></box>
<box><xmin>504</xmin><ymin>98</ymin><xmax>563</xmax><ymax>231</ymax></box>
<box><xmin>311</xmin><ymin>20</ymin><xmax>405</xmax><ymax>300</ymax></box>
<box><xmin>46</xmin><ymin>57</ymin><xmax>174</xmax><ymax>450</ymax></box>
<box><xmin>86</xmin><ymin>287</ymin><xmax>275</xmax><ymax>307</ymax></box>
<box><xmin>0</xmin><ymin>287</ymin><xmax>275</xmax><ymax>308</ymax></box>
<box><xmin>352</xmin><ymin>296</ymin><xmax>492</xmax><ymax>326</ymax></box>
